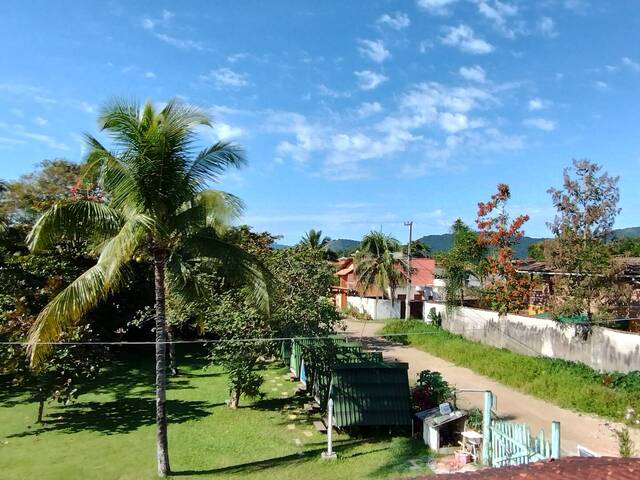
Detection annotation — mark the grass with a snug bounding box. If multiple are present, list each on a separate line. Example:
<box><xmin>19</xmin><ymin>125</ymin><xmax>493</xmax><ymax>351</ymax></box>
<box><xmin>0</xmin><ymin>346</ymin><xmax>431</xmax><ymax>480</ymax></box>
<box><xmin>380</xmin><ymin>320</ymin><xmax>640</xmax><ymax>424</ymax></box>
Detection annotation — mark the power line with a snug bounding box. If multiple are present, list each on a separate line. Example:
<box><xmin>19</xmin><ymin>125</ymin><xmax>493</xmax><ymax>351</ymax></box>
<box><xmin>0</xmin><ymin>328</ymin><xmax>483</xmax><ymax>346</ymax></box>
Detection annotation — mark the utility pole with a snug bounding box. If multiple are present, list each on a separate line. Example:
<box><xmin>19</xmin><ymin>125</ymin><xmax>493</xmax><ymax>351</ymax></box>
<box><xmin>404</xmin><ymin>220</ymin><xmax>413</xmax><ymax>320</ymax></box>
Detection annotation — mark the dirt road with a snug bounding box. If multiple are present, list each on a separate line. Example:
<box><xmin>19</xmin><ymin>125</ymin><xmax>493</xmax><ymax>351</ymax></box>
<box><xmin>343</xmin><ymin>319</ymin><xmax>640</xmax><ymax>457</ymax></box>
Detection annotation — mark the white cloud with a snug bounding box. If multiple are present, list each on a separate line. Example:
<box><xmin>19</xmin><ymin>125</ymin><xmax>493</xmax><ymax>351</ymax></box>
<box><xmin>80</xmin><ymin>101</ymin><xmax>96</xmax><ymax>113</ymax></box>
<box><xmin>317</xmin><ymin>84</ymin><xmax>351</xmax><ymax>98</ymax></box>
<box><xmin>354</xmin><ymin>70</ymin><xmax>388</xmax><ymax>90</ymax></box>
<box><xmin>201</xmin><ymin>68</ymin><xmax>249</xmax><ymax>88</ymax></box>
<box><xmin>33</xmin><ymin>116</ymin><xmax>48</xmax><ymax>126</ymax></box>
<box><xmin>141</xmin><ymin>9</ymin><xmax>174</xmax><ymax>30</ymax></box>
<box><xmin>356</xmin><ymin>102</ymin><xmax>383</xmax><ymax>118</ymax></box>
<box><xmin>357</xmin><ymin>39</ymin><xmax>391</xmax><ymax>63</ymax></box>
<box><xmin>475</xmin><ymin>0</ymin><xmax>521</xmax><ymax>38</ymax></box>
<box><xmin>523</xmin><ymin>117</ymin><xmax>556</xmax><ymax>131</ymax></box>
<box><xmin>211</xmin><ymin>122</ymin><xmax>244</xmax><ymax>141</ymax></box>
<box><xmin>416</xmin><ymin>0</ymin><xmax>459</xmax><ymax>15</ymax></box>
<box><xmin>537</xmin><ymin>17</ymin><xmax>558</xmax><ymax>38</ymax></box>
<box><xmin>21</xmin><ymin>132</ymin><xmax>69</xmax><ymax>150</ymax></box>
<box><xmin>144</xmin><ymin>71</ymin><xmax>156</xmax><ymax>79</ymax></box>
<box><xmin>441</xmin><ymin>25</ymin><xmax>494</xmax><ymax>54</ymax></box>
<box><xmin>439</xmin><ymin>112</ymin><xmax>469</xmax><ymax>133</ymax></box>
<box><xmin>459</xmin><ymin>65</ymin><xmax>486</xmax><ymax>83</ymax></box>
<box><xmin>153</xmin><ymin>33</ymin><xmax>203</xmax><ymax>51</ymax></box>
<box><xmin>621</xmin><ymin>57</ymin><xmax>640</xmax><ymax>72</ymax></box>
<box><xmin>142</xmin><ymin>10</ymin><xmax>203</xmax><ymax>51</ymax></box>
<box><xmin>527</xmin><ymin>98</ymin><xmax>547</xmax><ymax>110</ymax></box>
<box><xmin>594</xmin><ymin>80</ymin><xmax>608</xmax><ymax>90</ymax></box>
<box><xmin>377</xmin><ymin>12</ymin><xmax>410</xmax><ymax>30</ymax></box>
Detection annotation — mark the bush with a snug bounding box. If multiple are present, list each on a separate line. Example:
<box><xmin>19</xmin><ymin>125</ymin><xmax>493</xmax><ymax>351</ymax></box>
<box><xmin>411</xmin><ymin>369</ymin><xmax>454</xmax><ymax>411</ymax></box>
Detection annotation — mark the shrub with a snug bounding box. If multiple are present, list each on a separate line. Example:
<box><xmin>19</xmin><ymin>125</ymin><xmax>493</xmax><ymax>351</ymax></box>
<box><xmin>411</xmin><ymin>369</ymin><xmax>454</xmax><ymax>411</ymax></box>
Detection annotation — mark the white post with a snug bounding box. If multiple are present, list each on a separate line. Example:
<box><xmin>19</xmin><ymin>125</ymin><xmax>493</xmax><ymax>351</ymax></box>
<box><xmin>322</xmin><ymin>398</ymin><xmax>337</xmax><ymax>460</ymax></box>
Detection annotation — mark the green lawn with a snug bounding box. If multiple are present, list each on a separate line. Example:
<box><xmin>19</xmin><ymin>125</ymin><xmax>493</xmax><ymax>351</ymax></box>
<box><xmin>380</xmin><ymin>320</ymin><xmax>640</xmax><ymax>424</ymax></box>
<box><xmin>0</xmin><ymin>348</ymin><xmax>431</xmax><ymax>480</ymax></box>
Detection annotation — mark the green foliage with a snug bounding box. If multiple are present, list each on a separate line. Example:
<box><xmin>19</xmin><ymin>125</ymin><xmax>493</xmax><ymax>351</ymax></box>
<box><xmin>342</xmin><ymin>304</ymin><xmax>373</xmax><ymax>322</ymax></box>
<box><xmin>616</xmin><ymin>428</ymin><xmax>635</xmax><ymax>457</ymax></box>
<box><xmin>465</xmin><ymin>408</ymin><xmax>484</xmax><ymax>432</ymax></box>
<box><xmin>206</xmin><ymin>290</ymin><xmax>270</xmax><ymax>407</ymax></box>
<box><xmin>354</xmin><ymin>231</ymin><xmax>407</xmax><ymax>300</ymax></box>
<box><xmin>527</xmin><ymin>242</ymin><xmax>545</xmax><ymax>260</ymax></box>
<box><xmin>436</xmin><ymin>219</ymin><xmax>487</xmax><ymax>310</ymax></box>
<box><xmin>381</xmin><ymin>320</ymin><xmax>640</xmax><ymax>423</ymax></box>
<box><xmin>411</xmin><ymin>370</ymin><xmax>454</xmax><ymax>411</ymax></box>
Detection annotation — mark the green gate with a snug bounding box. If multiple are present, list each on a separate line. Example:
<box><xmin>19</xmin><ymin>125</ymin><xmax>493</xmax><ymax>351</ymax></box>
<box><xmin>481</xmin><ymin>391</ymin><xmax>560</xmax><ymax>467</ymax></box>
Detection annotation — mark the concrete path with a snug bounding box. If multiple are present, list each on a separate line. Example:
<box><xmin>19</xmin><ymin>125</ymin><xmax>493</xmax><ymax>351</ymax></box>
<box><xmin>343</xmin><ymin>319</ymin><xmax>640</xmax><ymax>457</ymax></box>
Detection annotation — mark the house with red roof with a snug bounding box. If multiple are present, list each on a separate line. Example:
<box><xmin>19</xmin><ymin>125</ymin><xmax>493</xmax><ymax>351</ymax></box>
<box><xmin>332</xmin><ymin>257</ymin><xmax>439</xmax><ymax>319</ymax></box>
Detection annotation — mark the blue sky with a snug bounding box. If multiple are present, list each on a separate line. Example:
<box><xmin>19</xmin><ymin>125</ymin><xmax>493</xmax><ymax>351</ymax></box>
<box><xmin>1</xmin><ymin>1</ymin><xmax>640</xmax><ymax>244</ymax></box>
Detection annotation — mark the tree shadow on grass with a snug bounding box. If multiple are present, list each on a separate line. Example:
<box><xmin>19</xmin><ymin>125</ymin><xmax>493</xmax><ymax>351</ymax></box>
<box><xmin>172</xmin><ymin>439</ymin><xmax>368</xmax><ymax>477</ymax></box>
<box><xmin>9</xmin><ymin>397</ymin><xmax>221</xmax><ymax>437</ymax></box>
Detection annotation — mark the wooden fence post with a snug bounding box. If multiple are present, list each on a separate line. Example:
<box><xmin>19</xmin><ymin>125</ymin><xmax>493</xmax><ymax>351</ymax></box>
<box><xmin>551</xmin><ymin>421</ymin><xmax>561</xmax><ymax>459</ymax></box>
<box><xmin>482</xmin><ymin>390</ymin><xmax>492</xmax><ymax>466</ymax></box>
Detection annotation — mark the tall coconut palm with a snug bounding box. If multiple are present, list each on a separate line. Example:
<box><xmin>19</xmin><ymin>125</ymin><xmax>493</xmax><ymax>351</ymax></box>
<box><xmin>354</xmin><ymin>231</ymin><xmax>408</xmax><ymax>321</ymax></box>
<box><xmin>26</xmin><ymin>99</ymin><xmax>269</xmax><ymax>477</ymax></box>
<box><xmin>300</xmin><ymin>228</ymin><xmax>331</xmax><ymax>250</ymax></box>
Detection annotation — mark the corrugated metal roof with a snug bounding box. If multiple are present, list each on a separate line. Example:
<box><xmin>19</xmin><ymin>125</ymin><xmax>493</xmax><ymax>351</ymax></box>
<box><xmin>330</xmin><ymin>362</ymin><xmax>411</xmax><ymax>428</ymax></box>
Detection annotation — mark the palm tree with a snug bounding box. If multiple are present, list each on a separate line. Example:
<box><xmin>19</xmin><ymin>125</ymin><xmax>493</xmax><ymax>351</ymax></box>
<box><xmin>26</xmin><ymin>99</ymin><xmax>269</xmax><ymax>477</ymax></box>
<box><xmin>354</xmin><ymin>231</ymin><xmax>408</xmax><ymax>321</ymax></box>
<box><xmin>300</xmin><ymin>229</ymin><xmax>331</xmax><ymax>250</ymax></box>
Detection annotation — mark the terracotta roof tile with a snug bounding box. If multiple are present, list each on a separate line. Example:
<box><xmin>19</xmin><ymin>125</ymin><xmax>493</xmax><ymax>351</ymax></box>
<box><xmin>409</xmin><ymin>457</ymin><xmax>640</xmax><ymax>480</ymax></box>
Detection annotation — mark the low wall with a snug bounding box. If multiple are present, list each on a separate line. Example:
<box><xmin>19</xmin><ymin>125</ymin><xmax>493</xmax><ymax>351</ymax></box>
<box><xmin>424</xmin><ymin>302</ymin><xmax>640</xmax><ymax>373</ymax></box>
<box><xmin>347</xmin><ymin>296</ymin><xmax>401</xmax><ymax>320</ymax></box>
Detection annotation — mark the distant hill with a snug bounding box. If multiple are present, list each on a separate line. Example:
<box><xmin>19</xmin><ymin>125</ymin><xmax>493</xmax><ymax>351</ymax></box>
<box><xmin>416</xmin><ymin>233</ymin><xmax>546</xmax><ymax>258</ymax></box>
<box><xmin>325</xmin><ymin>227</ymin><xmax>640</xmax><ymax>259</ymax></box>
<box><xmin>327</xmin><ymin>238</ymin><xmax>360</xmax><ymax>254</ymax></box>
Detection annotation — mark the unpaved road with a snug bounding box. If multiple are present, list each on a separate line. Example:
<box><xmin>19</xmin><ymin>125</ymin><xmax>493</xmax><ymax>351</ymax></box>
<box><xmin>343</xmin><ymin>319</ymin><xmax>640</xmax><ymax>457</ymax></box>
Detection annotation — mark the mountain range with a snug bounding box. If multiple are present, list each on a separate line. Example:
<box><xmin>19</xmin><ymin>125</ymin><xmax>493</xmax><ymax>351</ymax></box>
<box><xmin>323</xmin><ymin>227</ymin><xmax>640</xmax><ymax>258</ymax></box>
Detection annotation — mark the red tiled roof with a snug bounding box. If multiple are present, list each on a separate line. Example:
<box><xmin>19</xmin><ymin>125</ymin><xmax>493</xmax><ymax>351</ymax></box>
<box><xmin>411</xmin><ymin>457</ymin><xmax>640</xmax><ymax>479</ymax></box>
<box><xmin>410</xmin><ymin>258</ymin><xmax>435</xmax><ymax>285</ymax></box>
<box><xmin>336</xmin><ymin>264</ymin><xmax>354</xmax><ymax>276</ymax></box>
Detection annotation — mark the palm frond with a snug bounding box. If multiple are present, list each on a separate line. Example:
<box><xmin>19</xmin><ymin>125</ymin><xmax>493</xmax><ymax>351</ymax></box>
<box><xmin>27</xmin><ymin>201</ymin><xmax>123</xmax><ymax>252</ymax></box>
<box><xmin>27</xmin><ymin>213</ymin><xmax>151</xmax><ymax>366</ymax></box>
<box><xmin>174</xmin><ymin>189</ymin><xmax>244</xmax><ymax>234</ymax></box>
<box><xmin>187</xmin><ymin>142</ymin><xmax>246</xmax><ymax>188</ymax></box>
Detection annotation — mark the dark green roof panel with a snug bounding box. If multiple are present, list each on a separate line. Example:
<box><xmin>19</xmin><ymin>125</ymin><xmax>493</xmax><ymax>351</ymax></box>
<box><xmin>330</xmin><ymin>362</ymin><xmax>411</xmax><ymax>428</ymax></box>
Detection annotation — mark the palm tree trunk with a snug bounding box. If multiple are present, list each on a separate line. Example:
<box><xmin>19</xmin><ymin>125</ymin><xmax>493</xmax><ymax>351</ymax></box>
<box><xmin>154</xmin><ymin>251</ymin><xmax>171</xmax><ymax>477</ymax></box>
<box><xmin>167</xmin><ymin>328</ymin><xmax>178</xmax><ymax>376</ymax></box>
<box><xmin>36</xmin><ymin>394</ymin><xmax>45</xmax><ymax>424</ymax></box>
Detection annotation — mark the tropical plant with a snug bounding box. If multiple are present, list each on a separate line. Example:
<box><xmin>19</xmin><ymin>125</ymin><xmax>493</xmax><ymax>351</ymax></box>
<box><xmin>25</xmin><ymin>99</ymin><xmax>270</xmax><ymax>477</ymax></box>
<box><xmin>437</xmin><ymin>219</ymin><xmax>487</xmax><ymax>310</ymax></box>
<box><xmin>354</xmin><ymin>231</ymin><xmax>408</xmax><ymax>320</ymax></box>
<box><xmin>300</xmin><ymin>228</ymin><xmax>331</xmax><ymax>250</ymax></box>
<box><xmin>476</xmin><ymin>184</ymin><xmax>531</xmax><ymax>315</ymax></box>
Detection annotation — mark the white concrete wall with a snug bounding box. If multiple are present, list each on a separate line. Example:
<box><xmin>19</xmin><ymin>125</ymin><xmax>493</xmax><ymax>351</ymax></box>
<box><xmin>423</xmin><ymin>302</ymin><xmax>640</xmax><ymax>373</ymax></box>
<box><xmin>346</xmin><ymin>296</ymin><xmax>401</xmax><ymax>320</ymax></box>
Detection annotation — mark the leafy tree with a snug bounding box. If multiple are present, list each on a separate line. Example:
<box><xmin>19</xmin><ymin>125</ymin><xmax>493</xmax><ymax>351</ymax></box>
<box><xmin>25</xmin><ymin>99</ymin><xmax>269</xmax><ymax>477</ymax></box>
<box><xmin>610</xmin><ymin>237</ymin><xmax>640</xmax><ymax>257</ymax></box>
<box><xmin>437</xmin><ymin>219</ymin><xmax>487</xmax><ymax>310</ymax></box>
<box><xmin>476</xmin><ymin>184</ymin><xmax>531</xmax><ymax>315</ymax></box>
<box><xmin>207</xmin><ymin>289</ymin><xmax>271</xmax><ymax>408</ymax></box>
<box><xmin>0</xmin><ymin>160</ymin><xmax>82</xmax><ymax>227</ymax></box>
<box><xmin>527</xmin><ymin>242</ymin><xmax>545</xmax><ymax>261</ymax></box>
<box><xmin>406</xmin><ymin>240</ymin><xmax>432</xmax><ymax>258</ymax></box>
<box><xmin>545</xmin><ymin>160</ymin><xmax>621</xmax><ymax>322</ymax></box>
<box><xmin>354</xmin><ymin>231</ymin><xmax>408</xmax><ymax>319</ymax></box>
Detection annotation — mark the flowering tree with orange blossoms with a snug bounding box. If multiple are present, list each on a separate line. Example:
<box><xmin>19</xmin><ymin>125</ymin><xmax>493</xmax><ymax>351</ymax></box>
<box><xmin>476</xmin><ymin>183</ymin><xmax>531</xmax><ymax>315</ymax></box>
